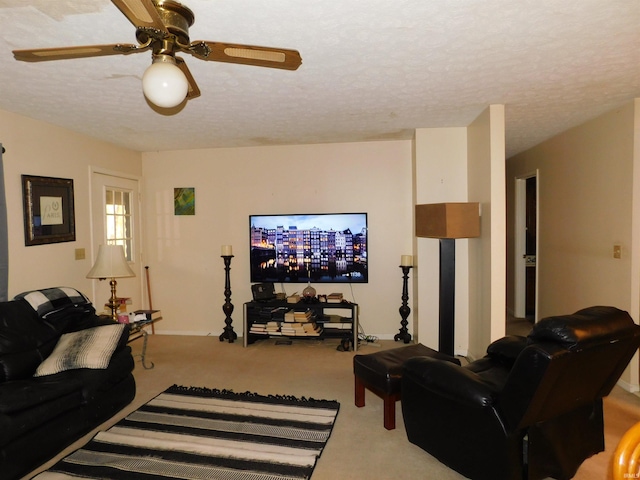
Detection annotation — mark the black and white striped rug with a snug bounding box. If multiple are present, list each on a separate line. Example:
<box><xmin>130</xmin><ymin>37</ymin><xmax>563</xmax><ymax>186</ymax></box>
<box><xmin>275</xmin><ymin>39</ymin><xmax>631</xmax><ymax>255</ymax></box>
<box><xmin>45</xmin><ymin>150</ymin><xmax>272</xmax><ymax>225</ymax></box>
<box><xmin>34</xmin><ymin>385</ymin><xmax>340</xmax><ymax>480</ymax></box>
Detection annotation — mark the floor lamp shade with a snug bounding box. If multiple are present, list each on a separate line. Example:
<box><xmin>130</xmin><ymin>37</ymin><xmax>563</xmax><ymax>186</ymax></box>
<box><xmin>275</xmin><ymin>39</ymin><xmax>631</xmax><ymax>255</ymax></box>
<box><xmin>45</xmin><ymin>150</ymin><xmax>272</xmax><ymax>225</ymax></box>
<box><xmin>87</xmin><ymin>245</ymin><xmax>135</xmax><ymax>279</ymax></box>
<box><xmin>415</xmin><ymin>203</ymin><xmax>480</xmax><ymax>239</ymax></box>
<box><xmin>415</xmin><ymin>203</ymin><xmax>480</xmax><ymax>356</ymax></box>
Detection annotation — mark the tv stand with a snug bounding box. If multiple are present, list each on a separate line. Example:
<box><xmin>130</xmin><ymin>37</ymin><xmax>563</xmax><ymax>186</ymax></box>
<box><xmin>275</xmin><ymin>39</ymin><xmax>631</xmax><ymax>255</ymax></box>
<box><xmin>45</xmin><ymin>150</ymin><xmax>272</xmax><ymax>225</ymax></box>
<box><xmin>243</xmin><ymin>300</ymin><xmax>359</xmax><ymax>351</ymax></box>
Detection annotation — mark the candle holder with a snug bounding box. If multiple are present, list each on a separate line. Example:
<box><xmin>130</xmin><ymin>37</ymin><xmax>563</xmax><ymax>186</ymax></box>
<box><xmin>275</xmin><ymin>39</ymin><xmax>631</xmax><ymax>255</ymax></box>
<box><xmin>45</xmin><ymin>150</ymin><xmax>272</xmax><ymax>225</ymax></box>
<box><xmin>219</xmin><ymin>255</ymin><xmax>237</xmax><ymax>343</ymax></box>
<box><xmin>394</xmin><ymin>265</ymin><xmax>413</xmax><ymax>343</ymax></box>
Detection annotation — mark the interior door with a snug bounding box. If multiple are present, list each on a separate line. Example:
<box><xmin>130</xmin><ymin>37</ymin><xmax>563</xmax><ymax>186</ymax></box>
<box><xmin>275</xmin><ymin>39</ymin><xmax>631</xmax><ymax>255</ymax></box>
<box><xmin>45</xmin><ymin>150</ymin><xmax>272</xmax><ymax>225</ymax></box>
<box><xmin>514</xmin><ymin>171</ymin><xmax>539</xmax><ymax>320</ymax></box>
<box><xmin>525</xmin><ymin>176</ymin><xmax>537</xmax><ymax>317</ymax></box>
<box><xmin>89</xmin><ymin>170</ymin><xmax>142</xmax><ymax>314</ymax></box>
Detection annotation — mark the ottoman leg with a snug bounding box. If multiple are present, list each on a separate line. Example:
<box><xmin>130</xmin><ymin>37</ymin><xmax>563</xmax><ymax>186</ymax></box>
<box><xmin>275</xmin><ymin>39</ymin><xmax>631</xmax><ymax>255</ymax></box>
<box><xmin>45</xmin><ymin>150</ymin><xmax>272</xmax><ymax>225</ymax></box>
<box><xmin>355</xmin><ymin>375</ymin><xmax>365</xmax><ymax>407</ymax></box>
<box><xmin>383</xmin><ymin>396</ymin><xmax>396</xmax><ymax>430</ymax></box>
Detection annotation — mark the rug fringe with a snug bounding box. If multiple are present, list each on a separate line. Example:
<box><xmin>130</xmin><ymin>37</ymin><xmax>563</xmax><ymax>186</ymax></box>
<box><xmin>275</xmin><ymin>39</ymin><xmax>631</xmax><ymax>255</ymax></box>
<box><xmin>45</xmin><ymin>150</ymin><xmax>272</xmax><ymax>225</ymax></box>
<box><xmin>166</xmin><ymin>384</ymin><xmax>340</xmax><ymax>409</ymax></box>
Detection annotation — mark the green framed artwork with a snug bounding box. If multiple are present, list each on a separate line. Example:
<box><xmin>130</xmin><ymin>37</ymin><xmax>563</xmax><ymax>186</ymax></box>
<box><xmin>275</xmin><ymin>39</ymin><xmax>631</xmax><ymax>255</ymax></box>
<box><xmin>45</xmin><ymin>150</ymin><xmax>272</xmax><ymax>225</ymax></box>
<box><xmin>174</xmin><ymin>187</ymin><xmax>195</xmax><ymax>215</ymax></box>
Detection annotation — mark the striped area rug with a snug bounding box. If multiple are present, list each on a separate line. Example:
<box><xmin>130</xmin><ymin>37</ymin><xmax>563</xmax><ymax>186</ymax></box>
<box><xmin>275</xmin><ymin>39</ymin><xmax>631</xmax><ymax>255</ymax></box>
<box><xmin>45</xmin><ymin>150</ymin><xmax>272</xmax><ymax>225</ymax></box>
<box><xmin>34</xmin><ymin>385</ymin><xmax>340</xmax><ymax>480</ymax></box>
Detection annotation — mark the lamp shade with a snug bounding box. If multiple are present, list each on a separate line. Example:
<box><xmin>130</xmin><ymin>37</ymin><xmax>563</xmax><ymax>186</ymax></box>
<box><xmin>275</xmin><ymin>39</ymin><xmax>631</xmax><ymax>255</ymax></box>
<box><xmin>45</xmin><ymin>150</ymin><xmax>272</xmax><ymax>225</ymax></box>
<box><xmin>87</xmin><ymin>245</ymin><xmax>135</xmax><ymax>279</ymax></box>
<box><xmin>415</xmin><ymin>203</ymin><xmax>480</xmax><ymax>239</ymax></box>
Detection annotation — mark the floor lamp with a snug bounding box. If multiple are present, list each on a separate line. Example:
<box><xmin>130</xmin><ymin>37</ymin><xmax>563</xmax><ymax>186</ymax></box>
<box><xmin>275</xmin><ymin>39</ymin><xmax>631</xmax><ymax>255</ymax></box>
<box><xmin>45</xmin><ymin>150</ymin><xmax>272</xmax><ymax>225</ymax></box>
<box><xmin>416</xmin><ymin>203</ymin><xmax>480</xmax><ymax>357</ymax></box>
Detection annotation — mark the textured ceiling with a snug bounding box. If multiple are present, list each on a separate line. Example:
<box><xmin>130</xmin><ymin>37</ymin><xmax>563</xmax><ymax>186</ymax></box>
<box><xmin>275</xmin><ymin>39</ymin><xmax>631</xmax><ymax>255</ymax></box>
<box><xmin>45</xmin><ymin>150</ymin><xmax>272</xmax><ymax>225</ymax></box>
<box><xmin>0</xmin><ymin>0</ymin><xmax>638</xmax><ymax>157</ymax></box>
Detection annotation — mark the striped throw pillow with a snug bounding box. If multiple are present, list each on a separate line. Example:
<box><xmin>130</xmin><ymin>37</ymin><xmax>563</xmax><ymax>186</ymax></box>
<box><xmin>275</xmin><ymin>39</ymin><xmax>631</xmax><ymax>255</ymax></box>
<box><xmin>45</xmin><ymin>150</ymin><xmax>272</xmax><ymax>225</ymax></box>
<box><xmin>34</xmin><ymin>324</ymin><xmax>125</xmax><ymax>377</ymax></box>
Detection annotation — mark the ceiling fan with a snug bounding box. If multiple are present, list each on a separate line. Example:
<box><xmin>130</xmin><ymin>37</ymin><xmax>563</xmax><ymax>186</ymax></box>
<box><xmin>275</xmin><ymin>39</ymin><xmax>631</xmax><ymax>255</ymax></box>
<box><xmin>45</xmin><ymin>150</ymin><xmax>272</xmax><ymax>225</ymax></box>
<box><xmin>12</xmin><ymin>0</ymin><xmax>302</xmax><ymax>108</ymax></box>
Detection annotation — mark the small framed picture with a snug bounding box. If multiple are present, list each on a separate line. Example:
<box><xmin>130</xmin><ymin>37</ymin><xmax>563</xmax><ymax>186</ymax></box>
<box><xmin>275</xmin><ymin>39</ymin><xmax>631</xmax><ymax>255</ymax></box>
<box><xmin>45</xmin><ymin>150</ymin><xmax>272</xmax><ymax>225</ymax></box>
<box><xmin>22</xmin><ymin>175</ymin><xmax>76</xmax><ymax>246</ymax></box>
<box><xmin>174</xmin><ymin>187</ymin><xmax>195</xmax><ymax>215</ymax></box>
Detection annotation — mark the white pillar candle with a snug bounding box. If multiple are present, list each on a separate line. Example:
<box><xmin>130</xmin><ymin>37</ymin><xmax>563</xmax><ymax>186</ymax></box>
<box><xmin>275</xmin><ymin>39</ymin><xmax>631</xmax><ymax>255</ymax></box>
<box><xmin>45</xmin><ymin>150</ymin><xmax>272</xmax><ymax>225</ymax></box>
<box><xmin>221</xmin><ymin>245</ymin><xmax>233</xmax><ymax>256</ymax></box>
<box><xmin>401</xmin><ymin>255</ymin><xmax>413</xmax><ymax>267</ymax></box>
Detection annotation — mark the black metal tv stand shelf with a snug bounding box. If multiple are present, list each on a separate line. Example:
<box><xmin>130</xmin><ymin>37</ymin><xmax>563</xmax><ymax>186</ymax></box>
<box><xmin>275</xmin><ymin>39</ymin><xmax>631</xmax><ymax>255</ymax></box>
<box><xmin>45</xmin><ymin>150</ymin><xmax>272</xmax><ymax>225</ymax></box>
<box><xmin>243</xmin><ymin>300</ymin><xmax>359</xmax><ymax>351</ymax></box>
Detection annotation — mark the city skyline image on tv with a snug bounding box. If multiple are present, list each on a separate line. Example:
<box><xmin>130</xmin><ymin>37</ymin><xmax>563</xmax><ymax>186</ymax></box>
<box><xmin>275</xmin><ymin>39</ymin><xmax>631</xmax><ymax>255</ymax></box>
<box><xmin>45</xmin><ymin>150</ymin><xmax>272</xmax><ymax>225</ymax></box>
<box><xmin>249</xmin><ymin>213</ymin><xmax>368</xmax><ymax>283</ymax></box>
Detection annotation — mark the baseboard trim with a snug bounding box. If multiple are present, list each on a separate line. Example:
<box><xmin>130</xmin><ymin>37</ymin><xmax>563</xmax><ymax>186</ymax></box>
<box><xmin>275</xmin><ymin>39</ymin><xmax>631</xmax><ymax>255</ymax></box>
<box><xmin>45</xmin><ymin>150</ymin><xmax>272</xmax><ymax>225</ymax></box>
<box><xmin>617</xmin><ymin>378</ymin><xmax>640</xmax><ymax>393</ymax></box>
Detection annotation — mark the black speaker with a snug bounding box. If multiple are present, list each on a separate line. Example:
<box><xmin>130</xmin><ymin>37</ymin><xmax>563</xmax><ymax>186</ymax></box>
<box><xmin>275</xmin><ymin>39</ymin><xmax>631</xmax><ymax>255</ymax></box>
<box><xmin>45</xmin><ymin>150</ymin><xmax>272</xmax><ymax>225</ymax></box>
<box><xmin>251</xmin><ymin>283</ymin><xmax>276</xmax><ymax>301</ymax></box>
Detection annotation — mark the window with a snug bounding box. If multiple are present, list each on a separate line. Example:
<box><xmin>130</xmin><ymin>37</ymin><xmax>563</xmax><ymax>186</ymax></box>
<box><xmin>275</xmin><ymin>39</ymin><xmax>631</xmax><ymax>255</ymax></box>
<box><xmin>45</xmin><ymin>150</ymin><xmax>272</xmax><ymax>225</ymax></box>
<box><xmin>105</xmin><ymin>188</ymin><xmax>133</xmax><ymax>261</ymax></box>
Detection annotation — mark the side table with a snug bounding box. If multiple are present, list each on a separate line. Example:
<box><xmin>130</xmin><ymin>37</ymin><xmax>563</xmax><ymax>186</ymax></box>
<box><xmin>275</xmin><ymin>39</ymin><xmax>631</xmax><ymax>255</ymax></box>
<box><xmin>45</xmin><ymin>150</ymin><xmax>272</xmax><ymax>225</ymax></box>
<box><xmin>128</xmin><ymin>318</ymin><xmax>160</xmax><ymax>369</ymax></box>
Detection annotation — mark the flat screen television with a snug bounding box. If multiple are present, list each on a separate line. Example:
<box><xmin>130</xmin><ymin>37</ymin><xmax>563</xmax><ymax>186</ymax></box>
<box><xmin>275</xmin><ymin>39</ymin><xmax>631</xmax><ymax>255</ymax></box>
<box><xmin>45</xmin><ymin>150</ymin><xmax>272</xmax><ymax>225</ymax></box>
<box><xmin>250</xmin><ymin>213</ymin><xmax>368</xmax><ymax>283</ymax></box>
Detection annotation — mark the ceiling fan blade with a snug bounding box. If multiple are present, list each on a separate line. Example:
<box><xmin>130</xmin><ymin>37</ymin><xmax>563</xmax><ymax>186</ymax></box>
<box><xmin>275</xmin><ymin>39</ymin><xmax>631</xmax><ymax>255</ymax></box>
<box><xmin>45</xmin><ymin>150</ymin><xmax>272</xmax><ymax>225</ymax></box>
<box><xmin>188</xmin><ymin>41</ymin><xmax>302</xmax><ymax>71</ymax></box>
<box><xmin>13</xmin><ymin>43</ymin><xmax>147</xmax><ymax>62</ymax></box>
<box><xmin>175</xmin><ymin>56</ymin><xmax>200</xmax><ymax>100</ymax></box>
<box><xmin>111</xmin><ymin>0</ymin><xmax>168</xmax><ymax>33</ymax></box>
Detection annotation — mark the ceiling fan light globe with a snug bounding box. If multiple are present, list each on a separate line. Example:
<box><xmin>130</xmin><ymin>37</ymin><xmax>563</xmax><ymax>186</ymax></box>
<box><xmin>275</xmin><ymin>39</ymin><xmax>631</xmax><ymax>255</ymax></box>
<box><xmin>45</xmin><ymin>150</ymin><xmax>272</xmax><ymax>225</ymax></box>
<box><xmin>142</xmin><ymin>61</ymin><xmax>189</xmax><ymax>108</ymax></box>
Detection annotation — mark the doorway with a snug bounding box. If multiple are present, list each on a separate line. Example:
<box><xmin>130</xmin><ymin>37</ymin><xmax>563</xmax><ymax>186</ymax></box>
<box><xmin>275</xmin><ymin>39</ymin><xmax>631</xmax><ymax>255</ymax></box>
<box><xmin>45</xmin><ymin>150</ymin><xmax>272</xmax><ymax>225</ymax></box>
<box><xmin>514</xmin><ymin>171</ymin><xmax>538</xmax><ymax>322</ymax></box>
<box><xmin>89</xmin><ymin>169</ymin><xmax>143</xmax><ymax>312</ymax></box>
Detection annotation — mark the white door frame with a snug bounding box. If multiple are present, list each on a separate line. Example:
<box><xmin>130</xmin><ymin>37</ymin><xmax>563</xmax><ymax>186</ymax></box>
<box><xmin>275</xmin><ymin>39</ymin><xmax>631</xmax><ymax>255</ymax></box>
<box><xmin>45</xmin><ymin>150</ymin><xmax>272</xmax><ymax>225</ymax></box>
<box><xmin>514</xmin><ymin>170</ymin><xmax>539</xmax><ymax>321</ymax></box>
<box><xmin>88</xmin><ymin>166</ymin><xmax>144</xmax><ymax>310</ymax></box>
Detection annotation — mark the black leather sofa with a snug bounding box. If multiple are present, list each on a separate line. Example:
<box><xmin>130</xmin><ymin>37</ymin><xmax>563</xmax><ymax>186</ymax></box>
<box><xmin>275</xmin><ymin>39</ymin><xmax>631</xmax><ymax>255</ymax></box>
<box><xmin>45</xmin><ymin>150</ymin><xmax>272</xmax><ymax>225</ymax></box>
<box><xmin>401</xmin><ymin>306</ymin><xmax>640</xmax><ymax>480</ymax></box>
<box><xmin>0</xmin><ymin>287</ymin><xmax>136</xmax><ymax>480</ymax></box>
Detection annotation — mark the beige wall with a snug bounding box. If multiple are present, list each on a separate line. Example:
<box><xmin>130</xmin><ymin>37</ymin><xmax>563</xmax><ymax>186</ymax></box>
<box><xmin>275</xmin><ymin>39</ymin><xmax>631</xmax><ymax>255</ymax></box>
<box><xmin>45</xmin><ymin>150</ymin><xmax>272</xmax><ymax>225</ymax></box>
<box><xmin>0</xmin><ymin>109</ymin><xmax>142</xmax><ymax>298</ymax></box>
<box><xmin>468</xmin><ymin>105</ymin><xmax>506</xmax><ymax>359</ymax></box>
<box><xmin>507</xmin><ymin>101</ymin><xmax>640</xmax><ymax>390</ymax></box>
<box><xmin>507</xmin><ymin>102</ymin><xmax>637</xmax><ymax>317</ymax></box>
<box><xmin>413</xmin><ymin>127</ymin><xmax>470</xmax><ymax>353</ymax></box>
<box><xmin>141</xmin><ymin>141</ymin><xmax>414</xmax><ymax>337</ymax></box>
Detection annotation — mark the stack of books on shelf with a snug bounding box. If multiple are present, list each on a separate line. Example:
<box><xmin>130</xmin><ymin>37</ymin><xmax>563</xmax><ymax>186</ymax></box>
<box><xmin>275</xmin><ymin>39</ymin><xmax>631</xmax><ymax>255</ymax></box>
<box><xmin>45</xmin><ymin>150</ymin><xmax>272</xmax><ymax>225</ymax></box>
<box><xmin>280</xmin><ymin>322</ymin><xmax>322</xmax><ymax>337</ymax></box>
<box><xmin>283</xmin><ymin>309</ymin><xmax>314</xmax><ymax>323</ymax></box>
<box><xmin>280</xmin><ymin>323</ymin><xmax>303</xmax><ymax>336</ymax></box>
<box><xmin>293</xmin><ymin>310</ymin><xmax>313</xmax><ymax>323</ymax></box>
<box><xmin>250</xmin><ymin>306</ymin><xmax>323</xmax><ymax>338</ymax></box>
<box><xmin>108</xmin><ymin>297</ymin><xmax>132</xmax><ymax>314</ymax></box>
<box><xmin>265</xmin><ymin>321</ymin><xmax>282</xmax><ymax>335</ymax></box>
<box><xmin>303</xmin><ymin>323</ymin><xmax>322</xmax><ymax>336</ymax></box>
<box><xmin>279</xmin><ymin>309</ymin><xmax>321</xmax><ymax>337</ymax></box>
<box><xmin>249</xmin><ymin>323</ymin><xmax>268</xmax><ymax>335</ymax></box>
<box><xmin>287</xmin><ymin>294</ymin><xmax>301</xmax><ymax>303</ymax></box>
<box><xmin>327</xmin><ymin>292</ymin><xmax>344</xmax><ymax>303</ymax></box>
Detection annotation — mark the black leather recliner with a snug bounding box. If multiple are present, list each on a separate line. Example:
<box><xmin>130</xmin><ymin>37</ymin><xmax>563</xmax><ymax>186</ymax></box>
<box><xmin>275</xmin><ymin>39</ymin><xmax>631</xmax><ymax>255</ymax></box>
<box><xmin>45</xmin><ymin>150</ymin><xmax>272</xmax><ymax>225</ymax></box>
<box><xmin>401</xmin><ymin>306</ymin><xmax>640</xmax><ymax>480</ymax></box>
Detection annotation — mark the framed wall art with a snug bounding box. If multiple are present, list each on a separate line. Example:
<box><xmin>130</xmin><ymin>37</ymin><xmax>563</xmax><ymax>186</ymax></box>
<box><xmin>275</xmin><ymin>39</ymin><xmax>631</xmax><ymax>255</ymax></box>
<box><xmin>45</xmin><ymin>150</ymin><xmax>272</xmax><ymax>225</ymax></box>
<box><xmin>22</xmin><ymin>175</ymin><xmax>76</xmax><ymax>246</ymax></box>
<box><xmin>174</xmin><ymin>187</ymin><xmax>195</xmax><ymax>215</ymax></box>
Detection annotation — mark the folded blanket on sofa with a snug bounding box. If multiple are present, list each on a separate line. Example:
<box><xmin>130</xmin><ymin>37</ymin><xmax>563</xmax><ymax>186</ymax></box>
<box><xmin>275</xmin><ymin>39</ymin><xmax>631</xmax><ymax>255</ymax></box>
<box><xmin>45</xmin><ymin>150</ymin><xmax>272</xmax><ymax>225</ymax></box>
<box><xmin>14</xmin><ymin>287</ymin><xmax>91</xmax><ymax>319</ymax></box>
<box><xmin>0</xmin><ymin>288</ymin><xmax>109</xmax><ymax>382</ymax></box>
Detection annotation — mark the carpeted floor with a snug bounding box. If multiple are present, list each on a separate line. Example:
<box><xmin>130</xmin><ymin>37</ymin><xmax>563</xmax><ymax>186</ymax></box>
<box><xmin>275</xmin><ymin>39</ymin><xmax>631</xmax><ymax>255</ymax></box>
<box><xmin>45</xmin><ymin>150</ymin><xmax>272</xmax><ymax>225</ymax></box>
<box><xmin>24</xmin><ymin>334</ymin><xmax>640</xmax><ymax>480</ymax></box>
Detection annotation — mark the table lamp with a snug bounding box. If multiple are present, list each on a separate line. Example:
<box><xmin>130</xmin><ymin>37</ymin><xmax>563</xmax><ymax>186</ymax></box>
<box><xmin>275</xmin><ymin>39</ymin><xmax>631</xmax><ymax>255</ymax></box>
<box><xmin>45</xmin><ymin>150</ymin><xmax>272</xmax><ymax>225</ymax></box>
<box><xmin>87</xmin><ymin>244</ymin><xmax>135</xmax><ymax>321</ymax></box>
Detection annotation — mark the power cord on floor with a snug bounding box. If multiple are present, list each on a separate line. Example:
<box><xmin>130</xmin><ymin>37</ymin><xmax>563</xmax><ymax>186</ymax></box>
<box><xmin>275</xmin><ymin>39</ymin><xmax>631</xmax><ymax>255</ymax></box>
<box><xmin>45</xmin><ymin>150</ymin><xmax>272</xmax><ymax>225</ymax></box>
<box><xmin>359</xmin><ymin>334</ymin><xmax>379</xmax><ymax>343</ymax></box>
<box><xmin>357</xmin><ymin>322</ymin><xmax>380</xmax><ymax>346</ymax></box>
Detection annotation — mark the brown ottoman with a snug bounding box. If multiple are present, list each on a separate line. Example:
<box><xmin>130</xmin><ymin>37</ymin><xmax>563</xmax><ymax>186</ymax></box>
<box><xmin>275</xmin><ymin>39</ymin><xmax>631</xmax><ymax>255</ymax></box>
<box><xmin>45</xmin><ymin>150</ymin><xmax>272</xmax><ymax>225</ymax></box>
<box><xmin>353</xmin><ymin>343</ymin><xmax>460</xmax><ymax>430</ymax></box>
